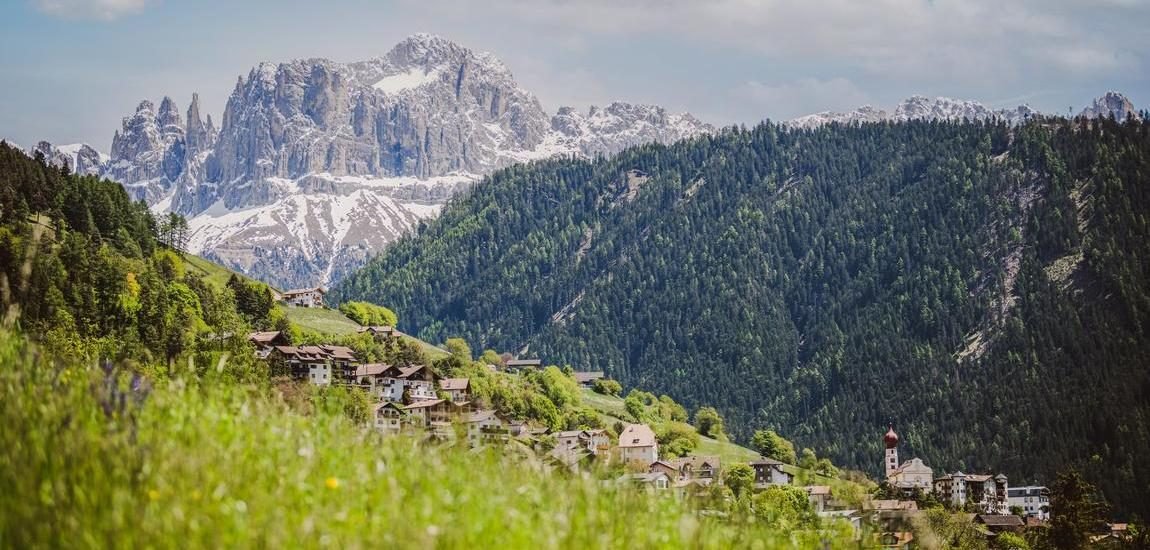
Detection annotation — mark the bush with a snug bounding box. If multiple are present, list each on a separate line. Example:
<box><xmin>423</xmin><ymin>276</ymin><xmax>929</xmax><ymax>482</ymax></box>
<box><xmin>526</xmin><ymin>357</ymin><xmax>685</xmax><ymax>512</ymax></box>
<box><xmin>337</xmin><ymin>300</ymin><xmax>398</xmax><ymax>327</ymax></box>
<box><xmin>591</xmin><ymin>378</ymin><xmax>622</xmax><ymax>396</ymax></box>
<box><xmin>694</xmin><ymin>406</ymin><xmax>724</xmax><ymax>439</ymax></box>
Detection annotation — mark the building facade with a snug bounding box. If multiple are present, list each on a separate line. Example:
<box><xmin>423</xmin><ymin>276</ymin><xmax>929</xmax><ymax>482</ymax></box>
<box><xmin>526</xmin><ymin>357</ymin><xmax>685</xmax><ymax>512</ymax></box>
<box><xmin>1006</xmin><ymin>486</ymin><xmax>1050</xmax><ymax>520</ymax></box>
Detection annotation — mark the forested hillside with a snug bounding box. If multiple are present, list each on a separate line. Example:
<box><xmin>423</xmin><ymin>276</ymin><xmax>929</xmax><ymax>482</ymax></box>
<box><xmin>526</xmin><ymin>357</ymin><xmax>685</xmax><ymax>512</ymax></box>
<box><xmin>333</xmin><ymin>117</ymin><xmax>1150</xmax><ymax>517</ymax></box>
<box><xmin>0</xmin><ymin>141</ymin><xmax>264</xmax><ymax>369</ymax></box>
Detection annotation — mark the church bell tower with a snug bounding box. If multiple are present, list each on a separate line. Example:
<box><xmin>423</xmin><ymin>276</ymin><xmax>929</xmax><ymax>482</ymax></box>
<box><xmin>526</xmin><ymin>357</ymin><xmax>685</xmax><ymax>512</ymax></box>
<box><xmin>884</xmin><ymin>426</ymin><xmax>900</xmax><ymax>478</ymax></box>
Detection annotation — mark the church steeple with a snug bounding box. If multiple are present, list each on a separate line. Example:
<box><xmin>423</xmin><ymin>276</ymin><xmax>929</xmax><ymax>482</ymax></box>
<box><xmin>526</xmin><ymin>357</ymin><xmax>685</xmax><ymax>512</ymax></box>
<box><xmin>884</xmin><ymin>425</ymin><xmax>899</xmax><ymax>478</ymax></box>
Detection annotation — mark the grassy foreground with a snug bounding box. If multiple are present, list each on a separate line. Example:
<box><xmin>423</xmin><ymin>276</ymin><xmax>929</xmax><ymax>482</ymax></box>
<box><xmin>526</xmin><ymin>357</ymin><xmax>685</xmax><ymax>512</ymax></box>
<box><xmin>0</xmin><ymin>331</ymin><xmax>858</xmax><ymax>548</ymax></box>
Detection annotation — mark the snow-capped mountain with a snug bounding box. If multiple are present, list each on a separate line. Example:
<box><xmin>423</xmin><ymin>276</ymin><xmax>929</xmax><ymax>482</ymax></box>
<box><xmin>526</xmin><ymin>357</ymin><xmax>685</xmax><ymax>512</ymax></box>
<box><xmin>788</xmin><ymin>95</ymin><xmax>1041</xmax><ymax>128</ymax></box>
<box><xmin>1078</xmin><ymin>91</ymin><xmax>1141</xmax><ymax>121</ymax></box>
<box><xmin>27</xmin><ymin>141</ymin><xmax>107</xmax><ymax>176</ymax></box>
<box><xmin>94</xmin><ymin>34</ymin><xmax>714</xmax><ymax>289</ymax></box>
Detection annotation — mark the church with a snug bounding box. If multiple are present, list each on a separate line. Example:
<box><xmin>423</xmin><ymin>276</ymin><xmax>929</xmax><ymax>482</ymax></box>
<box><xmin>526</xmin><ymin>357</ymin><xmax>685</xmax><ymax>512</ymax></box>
<box><xmin>883</xmin><ymin>426</ymin><xmax>934</xmax><ymax>493</ymax></box>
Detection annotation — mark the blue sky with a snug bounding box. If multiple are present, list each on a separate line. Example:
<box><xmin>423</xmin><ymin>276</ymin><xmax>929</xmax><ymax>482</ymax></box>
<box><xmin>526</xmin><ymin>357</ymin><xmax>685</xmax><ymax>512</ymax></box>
<box><xmin>2</xmin><ymin>0</ymin><xmax>1147</xmax><ymax>151</ymax></box>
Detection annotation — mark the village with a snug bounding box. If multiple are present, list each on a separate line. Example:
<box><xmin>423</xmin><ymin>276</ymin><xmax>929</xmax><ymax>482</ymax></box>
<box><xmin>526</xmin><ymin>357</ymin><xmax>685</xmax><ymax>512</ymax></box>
<box><xmin>255</xmin><ymin>288</ymin><xmax>1133</xmax><ymax>549</ymax></box>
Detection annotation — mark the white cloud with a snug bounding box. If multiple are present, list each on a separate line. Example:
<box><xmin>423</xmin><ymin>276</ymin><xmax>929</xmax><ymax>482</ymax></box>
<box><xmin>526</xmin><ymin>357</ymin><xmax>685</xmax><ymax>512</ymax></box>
<box><xmin>413</xmin><ymin>0</ymin><xmax>1148</xmax><ymax>81</ymax></box>
<box><xmin>34</xmin><ymin>0</ymin><xmax>151</xmax><ymax>21</ymax></box>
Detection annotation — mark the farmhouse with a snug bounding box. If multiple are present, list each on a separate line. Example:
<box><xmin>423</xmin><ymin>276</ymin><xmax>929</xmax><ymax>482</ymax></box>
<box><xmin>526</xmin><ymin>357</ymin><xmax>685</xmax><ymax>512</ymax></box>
<box><xmin>248</xmin><ymin>331</ymin><xmax>288</xmax><ymax>359</ymax></box>
<box><xmin>269</xmin><ymin>345</ymin><xmax>359</xmax><ymax>385</ymax></box>
<box><xmin>354</xmin><ymin>364</ymin><xmax>438</xmax><ymax>402</ymax></box>
<box><xmin>281</xmin><ymin>287</ymin><xmax>325</xmax><ymax>308</ymax></box>
<box><xmin>440</xmin><ymin>378</ymin><xmax>470</xmax><ymax>403</ymax></box>
<box><xmin>572</xmin><ymin>371</ymin><xmax>605</xmax><ymax>387</ymax></box>
<box><xmin>751</xmin><ymin>457</ymin><xmax>793</xmax><ymax>487</ymax></box>
<box><xmin>505</xmin><ymin>358</ymin><xmax>542</xmax><ymax>373</ymax></box>
<box><xmin>618</xmin><ymin>424</ymin><xmax>658</xmax><ymax>464</ymax></box>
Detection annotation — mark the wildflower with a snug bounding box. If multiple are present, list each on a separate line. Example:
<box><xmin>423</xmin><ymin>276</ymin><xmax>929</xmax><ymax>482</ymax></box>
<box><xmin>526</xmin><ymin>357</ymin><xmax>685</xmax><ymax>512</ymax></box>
<box><xmin>148</xmin><ymin>489</ymin><xmax>160</xmax><ymax>501</ymax></box>
<box><xmin>325</xmin><ymin>477</ymin><xmax>340</xmax><ymax>490</ymax></box>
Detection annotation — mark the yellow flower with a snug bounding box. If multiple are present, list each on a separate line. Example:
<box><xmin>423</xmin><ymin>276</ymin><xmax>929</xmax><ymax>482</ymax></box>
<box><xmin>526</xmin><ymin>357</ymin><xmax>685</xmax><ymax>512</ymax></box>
<box><xmin>191</xmin><ymin>490</ymin><xmax>202</xmax><ymax>501</ymax></box>
<box><xmin>148</xmin><ymin>489</ymin><xmax>160</xmax><ymax>501</ymax></box>
<box><xmin>325</xmin><ymin>477</ymin><xmax>340</xmax><ymax>490</ymax></box>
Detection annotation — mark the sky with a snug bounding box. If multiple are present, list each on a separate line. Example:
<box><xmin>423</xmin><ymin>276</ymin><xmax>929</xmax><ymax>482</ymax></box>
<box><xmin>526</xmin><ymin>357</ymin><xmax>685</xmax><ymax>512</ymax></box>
<box><xmin>1</xmin><ymin>0</ymin><xmax>1147</xmax><ymax>152</ymax></box>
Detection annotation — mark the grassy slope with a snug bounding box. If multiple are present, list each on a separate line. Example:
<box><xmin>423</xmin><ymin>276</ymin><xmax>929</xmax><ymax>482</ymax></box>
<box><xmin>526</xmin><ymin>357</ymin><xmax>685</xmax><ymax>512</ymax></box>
<box><xmin>1</xmin><ymin>330</ymin><xmax>844</xmax><ymax>548</ymax></box>
<box><xmin>182</xmin><ymin>253</ymin><xmax>448</xmax><ymax>360</ymax></box>
<box><xmin>182</xmin><ymin>253</ymin><xmax>265</xmax><ymax>291</ymax></box>
<box><xmin>284</xmin><ymin>306</ymin><xmax>363</xmax><ymax>335</ymax></box>
<box><xmin>580</xmin><ymin>388</ymin><xmax>758</xmax><ymax>465</ymax></box>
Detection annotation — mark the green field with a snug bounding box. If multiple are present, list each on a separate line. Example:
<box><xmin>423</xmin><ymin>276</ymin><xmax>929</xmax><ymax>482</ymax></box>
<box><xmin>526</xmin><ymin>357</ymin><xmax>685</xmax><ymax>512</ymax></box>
<box><xmin>284</xmin><ymin>306</ymin><xmax>364</xmax><ymax>335</ymax></box>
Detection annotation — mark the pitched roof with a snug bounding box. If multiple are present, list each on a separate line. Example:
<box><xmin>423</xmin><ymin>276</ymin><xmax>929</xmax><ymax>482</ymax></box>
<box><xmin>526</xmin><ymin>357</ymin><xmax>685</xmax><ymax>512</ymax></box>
<box><xmin>358</xmin><ymin>325</ymin><xmax>396</xmax><ymax>334</ymax></box>
<box><xmin>805</xmin><ymin>485</ymin><xmax>832</xmax><ymax>496</ymax></box>
<box><xmin>751</xmin><ymin>457</ymin><xmax>787</xmax><ymax>466</ymax></box>
<box><xmin>283</xmin><ymin>287</ymin><xmax>325</xmax><ymax>295</ymax></box>
<box><xmin>505</xmin><ymin>359</ymin><xmax>542</xmax><ymax>367</ymax></box>
<box><xmin>355</xmin><ymin>363</ymin><xmax>389</xmax><ymax>377</ymax></box>
<box><xmin>975</xmin><ymin>515</ymin><xmax>1024</xmax><ymax>527</ymax></box>
<box><xmin>573</xmin><ymin>371</ymin><xmax>605</xmax><ymax>383</ymax></box>
<box><xmin>618</xmin><ymin>472</ymin><xmax>669</xmax><ymax>484</ymax></box>
<box><xmin>403</xmin><ymin>399</ymin><xmax>447</xmax><ymax>410</ymax></box>
<box><xmin>248</xmin><ymin>331</ymin><xmax>284</xmax><ymax>344</ymax></box>
<box><xmin>668</xmin><ymin>455</ymin><xmax>721</xmax><ymax>471</ymax></box>
<box><xmin>619</xmin><ymin>424</ymin><xmax>657</xmax><ymax>448</ymax></box>
<box><xmin>399</xmin><ymin>365</ymin><xmax>431</xmax><ymax>379</ymax></box>
<box><xmin>466</xmin><ymin>409</ymin><xmax>499</xmax><ymax>423</ymax></box>
<box><xmin>440</xmin><ymin>378</ymin><xmax>470</xmax><ymax>391</ymax></box>
<box><xmin>319</xmin><ymin>345</ymin><xmax>357</xmax><ymax>361</ymax></box>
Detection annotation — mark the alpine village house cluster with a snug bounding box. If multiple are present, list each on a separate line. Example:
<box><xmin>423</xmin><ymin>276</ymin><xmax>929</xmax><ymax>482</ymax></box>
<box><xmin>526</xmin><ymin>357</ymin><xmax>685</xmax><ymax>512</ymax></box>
<box><xmin>248</xmin><ymin>292</ymin><xmax>1084</xmax><ymax>549</ymax></box>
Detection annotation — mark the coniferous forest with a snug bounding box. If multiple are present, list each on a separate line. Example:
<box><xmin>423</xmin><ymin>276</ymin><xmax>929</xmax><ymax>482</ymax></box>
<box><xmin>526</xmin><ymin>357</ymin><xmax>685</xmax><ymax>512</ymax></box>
<box><xmin>334</xmin><ymin>117</ymin><xmax>1150</xmax><ymax>517</ymax></box>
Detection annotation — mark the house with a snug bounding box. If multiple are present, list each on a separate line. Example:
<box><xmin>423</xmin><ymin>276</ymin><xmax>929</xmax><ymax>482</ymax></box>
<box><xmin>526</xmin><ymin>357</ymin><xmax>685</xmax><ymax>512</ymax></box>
<box><xmin>875</xmin><ymin>532</ymin><xmax>915</xmax><ymax>549</ymax></box>
<box><xmin>554</xmin><ymin>429</ymin><xmax>611</xmax><ymax>462</ymax></box>
<box><xmin>572</xmin><ymin>371</ymin><xmax>605</xmax><ymax>388</ymax></box>
<box><xmin>354</xmin><ymin>364</ymin><xmax>438</xmax><ymax>402</ymax></box>
<box><xmin>464</xmin><ymin>409</ymin><xmax>510</xmax><ymax>444</ymax></box>
<box><xmin>248</xmin><ymin>331</ymin><xmax>289</xmax><ymax>358</ymax></box>
<box><xmin>618</xmin><ymin>472</ymin><xmax>671</xmax><ymax>491</ymax></box>
<box><xmin>440</xmin><ymin>378</ymin><xmax>470</xmax><ymax>403</ymax></box>
<box><xmin>751</xmin><ymin>457</ymin><xmax>794</xmax><ymax>487</ymax></box>
<box><xmin>648</xmin><ymin>460</ymin><xmax>679</xmax><ymax>479</ymax></box>
<box><xmin>935</xmin><ymin>472</ymin><xmax>1009</xmax><ymax>514</ymax></box>
<box><xmin>403</xmin><ymin>399</ymin><xmax>470</xmax><ymax>429</ymax></box>
<box><xmin>870</xmin><ymin>499</ymin><xmax>920</xmax><ymax>531</ymax></box>
<box><xmin>666</xmin><ymin>456</ymin><xmax>721</xmax><ymax>484</ymax></box>
<box><xmin>618</xmin><ymin>424</ymin><xmax>658</xmax><ymax>464</ymax></box>
<box><xmin>281</xmin><ymin>287</ymin><xmax>325</xmax><ymax>308</ymax></box>
<box><xmin>269</xmin><ymin>345</ymin><xmax>359</xmax><ymax>385</ymax></box>
<box><xmin>805</xmin><ymin>485</ymin><xmax>833</xmax><ymax>513</ymax></box>
<box><xmin>974</xmin><ymin>514</ymin><xmax>1024</xmax><ymax>534</ymax></box>
<box><xmin>1006</xmin><ymin>486</ymin><xmax>1050</xmax><ymax>520</ymax></box>
<box><xmin>505</xmin><ymin>358</ymin><xmax>542</xmax><ymax>373</ymax></box>
<box><xmin>373</xmin><ymin>402</ymin><xmax>408</xmax><ymax>435</ymax></box>
<box><xmin>357</xmin><ymin>325</ymin><xmax>401</xmax><ymax>342</ymax></box>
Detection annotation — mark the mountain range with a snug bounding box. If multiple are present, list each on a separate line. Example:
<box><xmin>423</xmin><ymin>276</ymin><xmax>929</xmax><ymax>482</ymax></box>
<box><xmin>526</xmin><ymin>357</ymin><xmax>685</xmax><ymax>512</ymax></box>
<box><xmin>23</xmin><ymin>34</ymin><xmax>712</xmax><ymax>288</ymax></box>
<box><xmin>18</xmin><ymin>33</ymin><xmax>1141</xmax><ymax>290</ymax></box>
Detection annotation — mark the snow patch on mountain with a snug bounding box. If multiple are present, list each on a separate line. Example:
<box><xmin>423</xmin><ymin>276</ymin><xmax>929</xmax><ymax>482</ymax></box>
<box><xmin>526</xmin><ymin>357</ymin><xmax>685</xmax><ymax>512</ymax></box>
<box><xmin>372</xmin><ymin>66</ymin><xmax>442</xmax><ymax>94</ymax></box>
